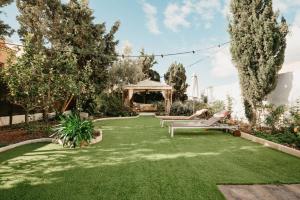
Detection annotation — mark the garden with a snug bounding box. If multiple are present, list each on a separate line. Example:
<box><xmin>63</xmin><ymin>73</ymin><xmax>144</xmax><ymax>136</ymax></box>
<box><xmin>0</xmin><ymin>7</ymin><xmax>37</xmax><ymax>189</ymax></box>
<box><xmin>0</xmin><ymin>0</ymin><xmax>300</xmax><ymax>199</ymax></box>
<box><xmin>1</xmin><ymin>117</ymin><xmax>300</xmax><ymax>200</ymax></box>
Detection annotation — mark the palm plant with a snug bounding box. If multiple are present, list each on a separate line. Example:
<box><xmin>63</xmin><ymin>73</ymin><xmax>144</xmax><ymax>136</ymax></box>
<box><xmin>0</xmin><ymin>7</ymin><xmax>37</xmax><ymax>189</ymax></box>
<box><xmin>52</xmin><ymin>113</ymin><xmax>94</xmax><ymax>148</ymax></box>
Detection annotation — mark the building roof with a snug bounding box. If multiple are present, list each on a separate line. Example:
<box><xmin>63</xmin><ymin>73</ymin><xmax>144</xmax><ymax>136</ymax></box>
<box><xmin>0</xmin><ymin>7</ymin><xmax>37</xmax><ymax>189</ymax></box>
<box><xmin>124</xmin><ymin>79</ymin><xmax>172</xmax><ymax>90</ymax></box>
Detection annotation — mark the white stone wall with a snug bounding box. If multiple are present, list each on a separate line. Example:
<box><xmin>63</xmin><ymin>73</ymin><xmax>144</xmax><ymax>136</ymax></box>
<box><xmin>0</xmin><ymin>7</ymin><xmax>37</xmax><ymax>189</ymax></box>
<box><xmin>209</xmin><ymin>69</ymin><xmax>300</xmax><ymax>120</ymax></box>
<box><xmin>0</xmin><ymin>110</ymin><xmax>72</xmax><ymax>127</ymax></box>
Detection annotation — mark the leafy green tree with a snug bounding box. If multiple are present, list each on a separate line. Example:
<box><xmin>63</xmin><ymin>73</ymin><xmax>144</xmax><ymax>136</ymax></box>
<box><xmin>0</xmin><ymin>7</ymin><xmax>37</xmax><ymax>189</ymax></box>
<box><xmin>164</xmin><ymin>62</ymin><xmax>188</xmax><ymax>101</ymax></box>
<box><xmin>58</xmin><ymin>0</ymin><xmax>119</xmax><ymax>94</ymax></box>
<box><xmin>16</xmin><ymin>0</ymin><xmax>119</xmax><ymax>114</ymax></box>
<box><xmin>108</xmin><ymin>59</ymin><xmax>144</xmax><ymax>92</ymax></box>
<box><xmin>138</xmin><ymin>49</ymin><xmax>160</xmax><ymax>81</ymax></box>
<box><xmin>1</xmin><ymin>36</ymin><xmax>44</xmax><ymax>123</ymax></box>
<box><xmin>0</xmin><ymin>0</ymin><xmax>14</xmax><ymax>37</ymax></box>
<box><xmin>229</xmin><ymin>0</ymin><xmax>288</xmax><ymax>126</ymax></box>
<box><xmin>148</xmin><ymin>69</ymin><xmax>160</xmax><ymax>82</ymax></box>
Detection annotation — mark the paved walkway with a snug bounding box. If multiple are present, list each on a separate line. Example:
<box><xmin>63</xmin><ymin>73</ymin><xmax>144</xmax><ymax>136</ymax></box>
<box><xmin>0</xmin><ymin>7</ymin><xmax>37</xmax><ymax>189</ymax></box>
<box><xmin>218</xmin><ymin>184</ymin><xmax>300</xmax><ymax>200</ymax></box>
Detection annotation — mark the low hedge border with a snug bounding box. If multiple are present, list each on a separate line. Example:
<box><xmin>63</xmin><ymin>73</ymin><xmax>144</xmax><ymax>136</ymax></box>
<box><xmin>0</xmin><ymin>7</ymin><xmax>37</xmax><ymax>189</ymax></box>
<box><xmin>241</xmin><ymin>132</ymin><xmax>300</xmax><ymax>158</ymax></box>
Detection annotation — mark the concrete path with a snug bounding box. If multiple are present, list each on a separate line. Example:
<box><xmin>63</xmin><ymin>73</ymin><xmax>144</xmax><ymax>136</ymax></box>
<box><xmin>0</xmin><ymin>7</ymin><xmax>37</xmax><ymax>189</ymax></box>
<box><xmin>138</xmin><ymin>112</ymin><xmax>156</xmax><ymax>116</ymax></box>
<box><xmin>218</xmin><ymin>184</ymin><xmax>300</xmax><ymax>200</ymax></box>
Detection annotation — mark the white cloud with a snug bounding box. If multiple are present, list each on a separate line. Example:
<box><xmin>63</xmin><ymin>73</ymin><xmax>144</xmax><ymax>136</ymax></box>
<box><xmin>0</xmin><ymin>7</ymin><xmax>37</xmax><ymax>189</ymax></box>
<box><xmin>211</xmin><ymin>47</ymin><xmax>237</xmax><ymax>78</ymax></box>
<box><xmin>142</xmin><ymin>2</ymin><xmax>160</xmax><ymax>35</ymax></box>
<box><xmin>193</xmin><ymin>0</ymin><xmax>222</xmax><ymax>21</ymax></box>
<box><xmin>281</xmin><ymin>12</ymin><xmax>300</xmax><ymax>72</ymax></box>
<box><xmin>273</xmin><ymin>0</ymin><xmax>300</xmax><ymax>12</ymax></box>
<box><xmin>164</xmin><ymin>2</ymin><xmax>192</xmax><ymax>32</ymax></box>
<box><xmin>222</xmin><ymin>0</ymin><xmax>231</xmax><ymax>17</ymax></box>
<box><xmin>164</xmin><ymin>0</ymin><xmax>223</xmax><ymax>31</ymax></box>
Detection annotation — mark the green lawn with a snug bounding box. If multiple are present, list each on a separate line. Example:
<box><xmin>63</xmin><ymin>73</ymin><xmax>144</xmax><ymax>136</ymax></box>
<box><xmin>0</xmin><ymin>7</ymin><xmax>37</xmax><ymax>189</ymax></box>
<box><xmin>1</xmin><ymin>116</ymin><xmax>300</xmax><ymax>200</ymax></box>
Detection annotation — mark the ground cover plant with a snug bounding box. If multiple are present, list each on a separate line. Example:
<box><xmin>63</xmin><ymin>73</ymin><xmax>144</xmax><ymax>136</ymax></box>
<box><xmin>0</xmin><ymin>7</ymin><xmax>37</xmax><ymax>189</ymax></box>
<box><xmin>1</xmin><ymin>117</ymin><xmax>300</xmax><ymax>200</ymax></box>
<box><xmin>52</xmin><ymin>113</ymin><xmax>94</xmax><ymax>148</ymax></box>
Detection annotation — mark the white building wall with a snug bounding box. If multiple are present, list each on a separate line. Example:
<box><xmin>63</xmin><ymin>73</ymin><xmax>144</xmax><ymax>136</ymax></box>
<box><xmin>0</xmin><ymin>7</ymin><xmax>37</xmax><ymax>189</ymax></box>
<box><xmin>210</xmin><ymin>69</ymin><xmax>300</xmax><ymax>120</ymax></box>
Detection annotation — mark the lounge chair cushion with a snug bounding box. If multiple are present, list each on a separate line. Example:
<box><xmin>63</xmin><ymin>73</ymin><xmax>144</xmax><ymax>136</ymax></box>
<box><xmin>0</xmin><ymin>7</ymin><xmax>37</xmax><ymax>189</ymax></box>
<box><xmin>213</xmin><ymin>110</ymin><xmax>230</xmax><ymax>118</ymax></box>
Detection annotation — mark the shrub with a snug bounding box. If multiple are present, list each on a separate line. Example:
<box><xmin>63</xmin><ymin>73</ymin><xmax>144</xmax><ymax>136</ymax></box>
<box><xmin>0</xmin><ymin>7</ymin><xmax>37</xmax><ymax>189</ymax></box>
<box><xmin>170</xmin><ymin>101</ymin><xmax>193</xmax><ymax>116</ymax></box>
<box><xmin>264</xmin><ymin>104</ymin><xmax>286</xmax><ymax>131</ymax></box>
<box><xmin>52</xmin><ymin>113</ymin><xmax>94</xmax><ymax>148</ymax></box>
<box><xmin>155</xmin><ymin>101</ymin><xmax>165</xmax><ymax>116</ymax></box>
<box><xmin>208</xmin><ymin>100</ymin><xmax>225</xmax><ymax>114</ymax></box>
<box><xmin>290</xmin><ymin>99</ymin><xmax>300</xmax><ymax>132</ymax></box>
<box><xmin>99</xmin><ymin>93</ymin><xmax>136</xmax><ymax>117</ymax></box>
<box><xmin>85</xmin><ymin>93</ymin><xmax>137</xmax><ymax>117</ymax></box>
<box><xmin>254</xmin><ymin>131</ymin><xmax>300</xmax><ymax>149</ymax></box>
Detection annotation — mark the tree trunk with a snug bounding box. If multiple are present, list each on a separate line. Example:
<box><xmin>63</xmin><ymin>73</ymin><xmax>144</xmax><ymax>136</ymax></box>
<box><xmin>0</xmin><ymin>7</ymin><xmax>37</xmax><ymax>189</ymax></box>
<box><xmin>43</xmin><ymin>107</ymin><xmax>48</xmax><ymax>122</ymax></box>
<box><xmin>9</xmin><ymin>103</ymin><xmax>13</xmax><ymax>126</ymax></box>
<box><xmin>25</xmin><ymin>110</ymin><xmax>29</xmax><ymax>124</ymax></box>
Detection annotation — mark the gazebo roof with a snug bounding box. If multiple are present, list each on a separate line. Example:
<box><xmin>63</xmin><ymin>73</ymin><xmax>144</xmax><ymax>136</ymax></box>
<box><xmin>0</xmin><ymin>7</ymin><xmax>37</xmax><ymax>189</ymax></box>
<box><xmin>124</xmin><ymin>79</ymin><xmax>172</xmax><ymax>90</ymax></box>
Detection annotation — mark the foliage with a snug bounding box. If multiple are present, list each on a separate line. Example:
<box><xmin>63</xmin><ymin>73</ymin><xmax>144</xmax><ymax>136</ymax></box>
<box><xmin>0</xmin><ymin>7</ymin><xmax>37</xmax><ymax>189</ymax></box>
<box><xmin>170</xmin><ymin>101</ymin><xmax>193</xmax><ymax>116</ymax></box>
<box><xmin>108</xmin><ymin>46</ymin><xmax>144</xmax><ymax>92</ymax></box>
<box><xmin>200</xmin><ymin>94</ymin><xmax>208</xmax><ymax>104</ymax></box>
<box><xmin>1</xmin><ymin>36</ymin><xmax>45</xmax><ymax>123</ymax></box>
<box><xmin>164</xmin><ymin>62</ymin><xmax>188</xmax><ymax>101</ymax></box>
<box><xmin>139</xmin><ymin>49</ymin><xmax>159</xmax><ymax>81</ymax></box>
<box><xmin>209</xmin><ymin>100</ymin><xmax>225</xmax><ymax>115</ymax></box>
<box><xmin>52</xmin><ymin>113</ymin><xmax>94</xmax><ymax>148</ymax></box>
<box><xmin>1</xmin><ymin>34</ymin><xmax>90</xmax><ymax>123</ymax></box>
<box><xmin>264</xmin><ymin>104</ymin><xmax>286</xmax><ymax>131</ymax></box>
<box><xmin>16</xmin><ymin>0</ymin><xmax>119</xmax><ymax>113</ymax></box>
<box><xmin>0</xmin><ymin>0</ymin><xmax>14</xmax><ymax>37</ymax></box>
<box><xmin>289</xmin><ymin>98</ymin><xmax>300</xmax><ymax>129</ymax></box>
<box><xmin>155</xmin><ymin>101</ymin><xmax>165</xmax><ymax>116</ymax></box>
<box><xmin>229</xmin><ymin>0</ymin><xmax>289</xmax><ymax>126</ymax></box>
<box><xmin>94</xmin><ymin>93</ymin><xmax>136</xmax><ymax>117</ymax></box>
<box><xmin>226</xmin><ymin>95</ymin><xmax>233</xmax><ymax>113</ymax></box>
<box><xmin>170</xmin><ymin>100</ymin><xmax>208</xmax><ymax>116</ymax></box>
<box><xmin>255</xmin><ymin>131</ymin><xmax>300</xmax><ymax>149</ymax></box>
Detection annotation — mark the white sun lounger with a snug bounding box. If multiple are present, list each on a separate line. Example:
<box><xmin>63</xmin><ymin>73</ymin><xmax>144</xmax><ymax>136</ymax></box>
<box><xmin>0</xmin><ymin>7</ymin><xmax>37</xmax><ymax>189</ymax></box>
<box><xmin>168</xmin><ymin>110</ymin><xmax>237</xmax><ymax>137</ymax></box>
<box><xmin>158</xmin><ymin>109</ymin><xmax>208</xmax><ymax>127</ymax></box>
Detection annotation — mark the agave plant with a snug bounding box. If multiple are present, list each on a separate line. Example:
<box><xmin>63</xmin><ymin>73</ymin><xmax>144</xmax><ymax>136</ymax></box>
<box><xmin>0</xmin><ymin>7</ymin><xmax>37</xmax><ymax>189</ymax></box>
<box><xmin>52</xmin><ymin>113</ymin><xmax>94</xmax><ymax>148</ymax></box>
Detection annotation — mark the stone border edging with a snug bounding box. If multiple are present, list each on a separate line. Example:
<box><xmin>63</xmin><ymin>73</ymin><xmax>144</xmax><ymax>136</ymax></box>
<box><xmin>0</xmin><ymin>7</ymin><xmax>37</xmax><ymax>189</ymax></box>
<box><xmin>93</xmin><ymin>115</ymin><xmax>139</xmax><ymax>122</ymax></box>
<box><xmin>0</xmin><ymin>138</ymin><xmax>54</xmax><ymax>153</ymax></box>
<box><xmin>91</xmin><ymin>129</ymin><xmax>103</xmax><ymax>144</ymax></box>
<box><xmin>241</xmin><ymin>132</ymin><xmax>300</xmax><ymax>158</ymax></box>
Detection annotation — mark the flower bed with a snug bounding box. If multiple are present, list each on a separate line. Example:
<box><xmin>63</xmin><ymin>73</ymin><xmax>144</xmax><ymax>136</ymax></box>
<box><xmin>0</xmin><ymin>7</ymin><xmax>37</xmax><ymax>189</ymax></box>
<box><xmin>254</xmin><ymin>131</ymin><xmax>300</xmax><ymax>150</ymax></box>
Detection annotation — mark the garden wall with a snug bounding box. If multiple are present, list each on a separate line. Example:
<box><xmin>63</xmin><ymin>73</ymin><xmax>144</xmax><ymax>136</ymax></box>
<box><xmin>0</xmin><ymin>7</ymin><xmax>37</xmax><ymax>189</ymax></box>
<box><xmin>208</xmin><ymin>69</ymin><xmax>300</xmax><ymax>120</ymax></box>
<box><xmin>0</xmin><ymin>110</ymin><xmax>72</xmax><ymax>127</ymax></box>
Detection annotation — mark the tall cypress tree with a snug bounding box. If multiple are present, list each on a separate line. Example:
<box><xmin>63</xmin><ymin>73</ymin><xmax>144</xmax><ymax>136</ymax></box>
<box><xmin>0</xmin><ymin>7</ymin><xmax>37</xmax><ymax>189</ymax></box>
<box><xmin>229</xmin><ymin>0</ymin><xmax>288</xmax><ymax>125</ymax></box>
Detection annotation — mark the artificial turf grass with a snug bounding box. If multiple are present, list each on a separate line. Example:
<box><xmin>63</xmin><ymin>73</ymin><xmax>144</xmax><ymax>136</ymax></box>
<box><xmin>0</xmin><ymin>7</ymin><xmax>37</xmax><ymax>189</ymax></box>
<box><xmin>0</xmin><ymin>116</ymin><xmax>300</xmax><ymax>200</ymax></box>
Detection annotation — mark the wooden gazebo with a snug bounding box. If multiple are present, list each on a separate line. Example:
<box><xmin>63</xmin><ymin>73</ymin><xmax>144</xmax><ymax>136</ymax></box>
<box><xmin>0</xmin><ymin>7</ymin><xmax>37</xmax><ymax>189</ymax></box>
<box><xmin>123</xmin><ymin>79</ymin><xmax>173</xmax><ymax>114</ymax></box>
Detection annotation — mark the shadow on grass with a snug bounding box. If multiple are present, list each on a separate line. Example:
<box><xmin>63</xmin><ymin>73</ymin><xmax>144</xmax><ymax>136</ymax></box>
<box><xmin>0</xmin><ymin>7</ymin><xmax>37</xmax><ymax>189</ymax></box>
<box><xmin>0</xmin><ymin>142</ymin><xmax>49</xmax><ymax>164</ymax></box>
<box><xmin>0</xmin><ymin>157</ymin><xmax>224</xmax><ymax>200</ymax></box>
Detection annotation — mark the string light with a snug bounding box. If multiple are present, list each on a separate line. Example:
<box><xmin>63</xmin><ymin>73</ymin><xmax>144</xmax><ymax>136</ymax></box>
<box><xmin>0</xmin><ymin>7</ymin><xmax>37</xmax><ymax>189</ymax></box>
<box><xmin>186</xmin><ymin>42</ymin><xmax>228</xmax><ymax>69</ymax></box>
<box><xmin>0</xmin><ymin>40</ymin><xmax>230</xmax><ymax>58</ymax></box>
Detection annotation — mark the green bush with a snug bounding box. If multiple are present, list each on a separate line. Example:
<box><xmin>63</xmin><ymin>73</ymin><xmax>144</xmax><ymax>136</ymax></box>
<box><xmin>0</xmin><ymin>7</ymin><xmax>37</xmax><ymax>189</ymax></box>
<box><xmin>99</xmin><ymin>93</ymin><xmax>137</xmax><ymax>117</ymax></box>
<box><xmin>264</xmin><ymin>104</ymin><xmax>286</xmax><ymax>131</ymax></box>
<box><xmin>52</xmin><ymin>113</ymin><xmax>94</xmax><ymax>148</ymax></box>
<box><xmin>254</xmin><ymin>131</ymin><xmax>300</xmax><ymax>149</ymax></box>
<box><xmin>155</xmin><ymin>101</ymin><xmax>165</xmax><ymax>116</ymax></box>
<box><xmin>170</xmin><ymin>101</ymin><xmax>193</xmax><ymax>116</ymax></box>
<box><xmin>290</xmin><ymin>99</ymin><xmax>300</xmax><ymax>131</ymax></box>
<box><xmin>170</xmin><ymin>100</ymin><xmax>208</xmax><ymax>116</ymax></box>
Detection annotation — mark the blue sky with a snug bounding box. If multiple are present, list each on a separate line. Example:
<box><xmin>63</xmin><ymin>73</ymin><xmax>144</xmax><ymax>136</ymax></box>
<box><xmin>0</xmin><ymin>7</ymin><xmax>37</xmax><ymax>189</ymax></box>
<box><xmin>2</xmin><ymin>0</ymin><xmax>300</xmax><ymax>95</ymax></box>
